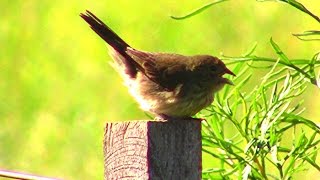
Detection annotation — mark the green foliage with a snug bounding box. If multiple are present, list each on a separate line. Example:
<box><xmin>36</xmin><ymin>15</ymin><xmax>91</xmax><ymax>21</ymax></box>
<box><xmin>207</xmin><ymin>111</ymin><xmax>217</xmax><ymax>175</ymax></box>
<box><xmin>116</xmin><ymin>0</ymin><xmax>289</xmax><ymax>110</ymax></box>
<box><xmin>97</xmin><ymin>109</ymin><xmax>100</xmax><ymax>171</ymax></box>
<box><xmin>200</xmin><ymin>41</ymin><xmax>319</xmax><ymax>179</ymax></box>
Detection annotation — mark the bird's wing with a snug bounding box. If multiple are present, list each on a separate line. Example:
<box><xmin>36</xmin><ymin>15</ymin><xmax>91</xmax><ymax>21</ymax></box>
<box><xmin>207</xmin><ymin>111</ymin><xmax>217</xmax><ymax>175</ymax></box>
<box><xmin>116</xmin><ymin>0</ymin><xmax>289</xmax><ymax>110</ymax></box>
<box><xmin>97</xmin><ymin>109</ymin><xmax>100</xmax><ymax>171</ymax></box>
<box><xmin>126</xmin><ymin>48</ymin><xmax>190</xmax><ymax>91</ymax></box>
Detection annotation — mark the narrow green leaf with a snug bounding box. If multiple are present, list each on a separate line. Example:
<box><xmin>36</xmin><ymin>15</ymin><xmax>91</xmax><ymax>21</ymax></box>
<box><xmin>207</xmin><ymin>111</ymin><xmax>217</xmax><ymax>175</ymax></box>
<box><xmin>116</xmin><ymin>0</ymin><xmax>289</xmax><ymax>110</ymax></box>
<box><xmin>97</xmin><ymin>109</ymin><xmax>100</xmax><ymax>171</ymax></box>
<box><xmin>310</xmin><ymin>149</ymin><xmax>318</xmax><ymax>164</ymax></box>
<box><xmin>170</xmin><ymin>0</ymin><xmax>229</xmax><ymax>20</ymax></box>
<box><xmin>293</xmin><ymin>30</ymin><xmax>320</xmax><ymax>41</ymax></box>
<box><xmin>270</xmin><ymin>38</ymin><xmax>291</xmax><ymax>65</ymax></box>
<box><xmin>308</xmin><ymin>131</ymin><xmax>318</xmax><ymax>147</ymax></box>
<box><xmin>225</xmin><ymin>99</ymin><xmax>233</xmax><ymax>116</ymax></box>
<box><xmin>270</xmin><ymin>80</ymin><xmax>278</xmax><ymax>104</ymax></box>
<box><xmin>305</xmin><ymin>157</ymin><xmax>320</xmax><ymax>171</ymax></box>
<box><xmin>244</xmin><ymin>138</ymin><xmax>257</xmax><ymax>154</ymax></box>
<box><xmin>295</xmin><ymin>131</ymin><xmax>308</xmax><ymax>149</ymax></box>
<box><xmin>258</xmin><ymin>0</ymin><xmax>320</xmax><ymax>23</ymax></box>
<box><xmin>282</xmin><ymin>114</ymin><xmax>320</xmax><ymax>133</ymax></box>
<box><xmin>309</xmin><ymin>52</ymin><xmax>319</xmax><ymax>80</ymax></box>
<box><xmin>211</xmin><ymin>117</ymin><xmax>224</xmax><ymax>139</ymax></box>
<box><xmin>281</xmin><ymin>0</ymin><xmax>320</xmax><ymax>23</ymax></box>
<box><xmin>202</xmin><ymin>148</ymin><xmax>223</xmax><ymax>159</ymax></box>
<box><xmin>203</xmin><ymin>168</ymin><xmax>226</xmax><ymax>173</ymax></box>
<box><xmin>282</xmin><ymin>73</ymin><xmax>291</xmax><ymax>92</ymax></box>
<box><xmin>242</xmin><ymin>42</ymin><xmax>258</xmax><ymax>57</ymax></box>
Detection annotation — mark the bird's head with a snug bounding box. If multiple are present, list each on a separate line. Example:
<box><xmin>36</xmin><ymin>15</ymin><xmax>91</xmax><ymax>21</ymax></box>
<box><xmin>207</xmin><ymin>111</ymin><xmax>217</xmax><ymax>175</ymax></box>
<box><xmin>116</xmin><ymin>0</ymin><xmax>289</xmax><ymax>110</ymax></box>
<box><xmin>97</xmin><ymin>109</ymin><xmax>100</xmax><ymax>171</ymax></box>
<box><xmin>190</xmin><ymin>55</ymin><xmax>235</xmax><ymax>90</ymax></box>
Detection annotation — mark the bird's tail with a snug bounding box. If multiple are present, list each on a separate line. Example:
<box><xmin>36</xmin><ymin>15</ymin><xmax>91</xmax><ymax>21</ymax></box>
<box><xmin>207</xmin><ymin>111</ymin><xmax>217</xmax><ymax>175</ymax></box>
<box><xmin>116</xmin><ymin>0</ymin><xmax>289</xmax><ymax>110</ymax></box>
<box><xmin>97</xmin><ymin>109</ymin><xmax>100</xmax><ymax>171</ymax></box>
<box><xmin>80</xmin><ymin>10</ymin><xmax>137</xmax><ymax>77</ymax></box>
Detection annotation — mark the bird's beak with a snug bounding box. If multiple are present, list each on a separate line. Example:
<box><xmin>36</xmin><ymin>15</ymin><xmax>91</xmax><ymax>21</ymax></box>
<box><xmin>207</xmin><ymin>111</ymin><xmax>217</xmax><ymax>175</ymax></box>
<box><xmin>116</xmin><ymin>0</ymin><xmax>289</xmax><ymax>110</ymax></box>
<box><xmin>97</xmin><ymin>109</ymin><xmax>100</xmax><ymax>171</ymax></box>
<box><xmin>224</xmin><ymin>78</ymin><xmax>234</xmax><ymax>85</ymax></box>
<box><xmin>223</xmin><ymin>67</ymin><xmax>235</xmax><ymax>85</ymax></box>
<box><xmin>224</xmin><ymin>67</ymin><xmax>236</xmax><ymax>76</ymax></box>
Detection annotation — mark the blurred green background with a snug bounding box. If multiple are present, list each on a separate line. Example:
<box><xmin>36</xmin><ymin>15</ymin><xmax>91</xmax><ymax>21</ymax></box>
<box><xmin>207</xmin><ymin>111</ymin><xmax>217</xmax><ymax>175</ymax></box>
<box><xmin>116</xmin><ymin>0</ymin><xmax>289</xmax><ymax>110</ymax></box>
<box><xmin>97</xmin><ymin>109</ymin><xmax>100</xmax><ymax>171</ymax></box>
<box><xmin>0</xmin><ymin>0</ymin><xmax>319</xmax><ymax>179</ymax></box>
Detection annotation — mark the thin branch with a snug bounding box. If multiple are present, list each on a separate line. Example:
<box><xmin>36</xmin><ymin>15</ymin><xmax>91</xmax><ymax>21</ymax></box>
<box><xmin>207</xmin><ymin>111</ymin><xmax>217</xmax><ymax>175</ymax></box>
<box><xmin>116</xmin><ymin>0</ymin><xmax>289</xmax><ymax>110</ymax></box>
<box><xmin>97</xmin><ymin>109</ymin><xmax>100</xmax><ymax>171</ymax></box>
<box><xmin>0</xmin><ymin>170</ymin><xmax>60</xmax><ymax>180</ymax></box>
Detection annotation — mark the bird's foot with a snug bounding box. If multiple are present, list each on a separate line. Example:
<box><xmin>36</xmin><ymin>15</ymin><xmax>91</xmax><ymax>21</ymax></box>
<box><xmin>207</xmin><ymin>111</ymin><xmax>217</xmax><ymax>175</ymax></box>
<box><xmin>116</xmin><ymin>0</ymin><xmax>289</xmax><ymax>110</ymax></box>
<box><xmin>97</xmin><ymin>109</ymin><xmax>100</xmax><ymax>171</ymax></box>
<box><xmin>155</xmin><ymin>114</ymin><xmax>204</xmax><ymax>121</ymax></box>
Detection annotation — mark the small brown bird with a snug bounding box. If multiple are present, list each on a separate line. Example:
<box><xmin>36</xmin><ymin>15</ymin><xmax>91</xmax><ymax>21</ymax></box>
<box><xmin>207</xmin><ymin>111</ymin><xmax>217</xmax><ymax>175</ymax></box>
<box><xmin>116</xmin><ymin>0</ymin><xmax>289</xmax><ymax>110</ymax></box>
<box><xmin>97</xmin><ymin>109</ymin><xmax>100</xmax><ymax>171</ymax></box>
<box><xmin>80</xmin><ymin>10</ymin><xmax>235</xmax><ymax>120</ymax></box>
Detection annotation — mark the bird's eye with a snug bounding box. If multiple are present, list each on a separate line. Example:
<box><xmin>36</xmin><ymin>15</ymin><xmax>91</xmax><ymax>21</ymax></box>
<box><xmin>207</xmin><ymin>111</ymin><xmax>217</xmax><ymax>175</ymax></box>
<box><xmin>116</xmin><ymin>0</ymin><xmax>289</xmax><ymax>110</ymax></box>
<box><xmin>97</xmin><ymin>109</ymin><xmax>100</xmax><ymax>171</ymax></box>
<box><xmin>211</xmin><ymin>65</ymin><xmax>217</xmax><ymax>72</ymax></box>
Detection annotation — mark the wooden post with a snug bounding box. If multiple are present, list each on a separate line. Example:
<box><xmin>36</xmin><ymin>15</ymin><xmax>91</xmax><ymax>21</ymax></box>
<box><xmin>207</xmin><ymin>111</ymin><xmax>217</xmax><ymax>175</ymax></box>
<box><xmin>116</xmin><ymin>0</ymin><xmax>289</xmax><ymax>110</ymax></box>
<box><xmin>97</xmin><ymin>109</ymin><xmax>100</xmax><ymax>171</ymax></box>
<box><xmin>103</xmin><ymin>119</ymin><xmax>202</xmax><ymax>180</ymax></box>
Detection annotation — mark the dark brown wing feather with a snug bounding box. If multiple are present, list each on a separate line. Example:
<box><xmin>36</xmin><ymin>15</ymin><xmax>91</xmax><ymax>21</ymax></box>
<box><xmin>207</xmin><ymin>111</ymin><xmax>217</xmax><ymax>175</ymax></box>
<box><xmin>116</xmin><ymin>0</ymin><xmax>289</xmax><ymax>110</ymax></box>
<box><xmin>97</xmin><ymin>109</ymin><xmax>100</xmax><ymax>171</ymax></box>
<box><xmin>126</xmin><ymin>48</ymin><xmax>190</xmax><ymax>91</ymax></box>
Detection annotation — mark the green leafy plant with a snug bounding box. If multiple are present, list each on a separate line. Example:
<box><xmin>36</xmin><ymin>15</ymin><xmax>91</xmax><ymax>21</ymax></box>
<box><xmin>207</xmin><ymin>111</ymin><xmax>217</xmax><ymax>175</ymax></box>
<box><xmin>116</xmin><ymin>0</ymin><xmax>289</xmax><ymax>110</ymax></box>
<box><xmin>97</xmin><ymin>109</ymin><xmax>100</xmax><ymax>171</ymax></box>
<box><xmin>171</xmin><ymin>0</ymin><xmax>320</xmax><ymax>179</ymax></box>
<box><xmin>200</xmin><ymin>41</ymin><xmax>319</xmax><ymax>179</ymax></box>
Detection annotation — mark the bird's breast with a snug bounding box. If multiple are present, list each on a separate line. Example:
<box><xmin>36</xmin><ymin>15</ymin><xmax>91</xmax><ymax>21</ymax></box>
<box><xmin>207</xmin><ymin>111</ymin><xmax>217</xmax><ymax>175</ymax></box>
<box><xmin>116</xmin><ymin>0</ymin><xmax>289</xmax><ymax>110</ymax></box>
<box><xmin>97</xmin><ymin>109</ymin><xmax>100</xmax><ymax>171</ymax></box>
<box><xmin>126</xmin><ymin>74</ymin><xmax>215</xmax><ymax>117</ymax></box>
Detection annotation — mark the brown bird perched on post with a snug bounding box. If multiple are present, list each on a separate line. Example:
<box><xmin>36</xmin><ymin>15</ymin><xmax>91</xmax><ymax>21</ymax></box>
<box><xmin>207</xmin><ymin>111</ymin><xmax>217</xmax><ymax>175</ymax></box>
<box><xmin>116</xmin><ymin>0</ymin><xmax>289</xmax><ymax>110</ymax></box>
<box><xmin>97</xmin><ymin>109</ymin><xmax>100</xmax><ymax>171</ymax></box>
<box><xmin>80</xmin><ymin>10</ymin><xmax>235</xmax><ymax>120</ymax></box>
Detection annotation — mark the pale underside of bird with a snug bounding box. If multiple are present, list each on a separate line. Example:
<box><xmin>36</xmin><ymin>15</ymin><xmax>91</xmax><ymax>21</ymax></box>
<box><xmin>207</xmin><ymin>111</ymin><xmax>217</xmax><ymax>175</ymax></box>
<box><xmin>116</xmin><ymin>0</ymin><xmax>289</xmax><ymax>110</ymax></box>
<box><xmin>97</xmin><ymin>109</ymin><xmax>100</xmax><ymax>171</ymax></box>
<box><xmin>80</xmin><ymin>10</ymin><xmax>235</xmax><ymax>119</ymax></box>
